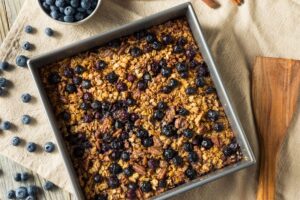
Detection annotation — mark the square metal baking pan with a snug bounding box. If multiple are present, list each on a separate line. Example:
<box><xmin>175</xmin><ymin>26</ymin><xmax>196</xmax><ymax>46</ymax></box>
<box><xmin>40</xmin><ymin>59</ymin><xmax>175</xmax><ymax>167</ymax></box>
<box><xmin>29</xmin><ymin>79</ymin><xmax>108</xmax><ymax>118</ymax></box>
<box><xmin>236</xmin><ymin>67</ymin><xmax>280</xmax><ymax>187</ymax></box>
<box><xmin>28</xmin><ymin>2</ymin><xmax>256</xmax><ymax>200</ymax></box>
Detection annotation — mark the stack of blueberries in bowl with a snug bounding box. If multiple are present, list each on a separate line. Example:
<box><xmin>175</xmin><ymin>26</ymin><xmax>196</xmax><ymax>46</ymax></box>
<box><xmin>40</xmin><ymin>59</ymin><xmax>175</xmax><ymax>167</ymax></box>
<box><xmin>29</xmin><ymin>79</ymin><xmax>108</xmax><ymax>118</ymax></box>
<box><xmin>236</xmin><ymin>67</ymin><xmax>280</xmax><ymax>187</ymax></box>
<box><xmin>39</xmin><ymin>0</ymin><xmax>101</xmax><ymax>24</ymax></box>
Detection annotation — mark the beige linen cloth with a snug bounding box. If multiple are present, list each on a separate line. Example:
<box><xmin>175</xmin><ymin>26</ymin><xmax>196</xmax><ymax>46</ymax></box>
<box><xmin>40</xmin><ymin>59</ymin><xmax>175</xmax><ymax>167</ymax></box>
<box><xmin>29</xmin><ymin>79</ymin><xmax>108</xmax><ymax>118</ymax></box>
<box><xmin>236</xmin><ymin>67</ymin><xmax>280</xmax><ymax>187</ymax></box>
<box><xmin>0</xmin><ymin>0</ymin><xmax>299</xmax><ymax>199</ymax></box>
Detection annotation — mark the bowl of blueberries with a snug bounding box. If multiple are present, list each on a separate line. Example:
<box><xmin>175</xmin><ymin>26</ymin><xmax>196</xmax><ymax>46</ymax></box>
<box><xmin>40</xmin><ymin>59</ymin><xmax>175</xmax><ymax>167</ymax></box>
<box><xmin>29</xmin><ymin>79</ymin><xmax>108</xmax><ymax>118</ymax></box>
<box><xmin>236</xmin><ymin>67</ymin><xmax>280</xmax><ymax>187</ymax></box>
<box><xmin>38</xmin><ymin>0</ymin><xmax>102</xmax><ymax>25</ymax></box>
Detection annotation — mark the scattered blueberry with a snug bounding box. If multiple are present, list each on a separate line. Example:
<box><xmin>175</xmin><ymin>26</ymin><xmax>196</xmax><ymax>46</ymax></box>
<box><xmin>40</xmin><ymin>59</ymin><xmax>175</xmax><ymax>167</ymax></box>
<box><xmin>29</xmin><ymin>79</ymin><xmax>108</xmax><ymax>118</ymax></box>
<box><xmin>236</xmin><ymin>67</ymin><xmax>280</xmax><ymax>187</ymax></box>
<box><xmin>11</xmin><ymin>136</ymin><xmax>21</xmax><ymax>146</ymax></box>
<box><xmin>223</xmin><ymin>142</ymin><xmax>239</xmax><ymax>157</ymax></box>
<box><xmin>183</xmin><ymin>142</ymin><xmax>194</xmax><ymax>152</ymax></box>
<box><xmin>15</xmin><ymin>187</ymin><xmax>28</xmax><ymax>199</ymax></box>
<box><xmin>21</xmin><ymin>93</ymin><xmax>32</xmax><ymax>103</ymax></box>
<box><xmin>45</xmin><ymin>27</ymin><xmax>54</xmax><ymax>36</ymax></box>
<box><xmin>14</xmin><ymin>173</ymin><xmax>21</xmax><ymax>182</ymax></box>
<box><xmin>207</xmin><ymin>110</ymin><xmax>219</xmax><ymax>121</ymax></box>
<box><xmin>27</xmin><ymin>185</ymin><xmax>38</xmax><ymax>196</ymax></box>
<box><xmin>130</xmin><ymin>47</ymin><xmax>142</xmax><ymax>57</ymax></box>
<box><xmin>157</xmin><ymin>101</ymin><xmax>168</xmax><ymax>110</ymax></box>
<box><xmin>201</xmin><ymin>138</ymin><xmax>213</xmax><ymax>149</ymax></box>
<box><xmin>22</xmin><ymin>115</ymin><xmax>31</xmax><ymax>125</ymax></box>
<box><xmin>106</xmin><ymin>72</ymin><xmax>119</xmax><ymax>84</ymax></box>
<box><xmin>94</xmin><ymin>174</ymin><xmax>102</xmax><ymax>183</ymax></box>
<box><xmin>137</xmin><ymin>80</ymin><xmax>147</xmax><ymax>91</ymax></box>
<box><xmin>213</xmin><ymin>122</ymin><xmax>224</xmax><ymax>132</ymax></box>
<box><xmin>162</xmin><ymin>34</ymin><xmax>173</xmax><ymax>45</ymax></box>
<box><xmin>121</xmin><ymin>151</ymin><xmax>130</xmax><ymax>161</ymax></box>
<box><xmin>108</xmin><ymin>176</ymin><xmax>120</xmax><ymax>188</ymax></box>
<box><xmin>81</xmin><ymin>79</ymin><xmax>92</xmax><ymax>89</ymax></box>
<box><xmin>183</xmin><ymin>129</ymin><xmax>194</xmax><ymax>138</ymax></box>
<box><xmin>16</xmin><ymin>55</ymin><xmax>28</xmax><ymax>67</ymax></box>
<box><xmin>1</xmin><ymin>121</ymin><xmax>11</xmax><ymax>130</ymax></box>
<box><xmin>44</xmin><ymin>142</ymin><xmax>55</xmax><ymax>153</ymax></box>
<box><xmin>124</xmin><ymin>166</ymin><xmax>133</xmax><ymax>177</ymax></box>
<box><xmin>0</xmin><ymin>61</ymin><xmax>9</xmax><ymax>70</ymax></box>
<box><xmin>205</xmin><ymin>86</ymin><xmax>216</xmax><ymax>94</ymax></box>
<box><xmin>0</xmin><ymin>77</ymin><xmax>8</xmax><ymax>87</ymax></box>
<box><xmin>176</xmin><ymin>62</ymin><xmax>188</xmax><ymax>73</ymax></box>
<box><xmin>74</xmin><ymin>65</ymin><xmax>85</xmax><ymax>74</ymax></box>
<box><xmin>172</xmin><ymin>155</ymin><xmax>183</xmax><ymax>166</ymax></box>
<box><xmin>22</xmin><ymin>41</ymin><xmax>32</xmax><ymax>51</ymax></box>
<box><xmin>162</xmin><ymin>124</ymin><xmax>176</xmax><ymax>137</ymax></box>
<box><xmin>185</xmin><ymin>166</ymin><xmax>197</xmax><ymax>180</ymax></box>
<box><xmin>185</xmin><ymin>86</ymin><xmax>197</xmax><ymax>95</ymax></box>
<box><xmin>163</xmin><ymin>148</ymin><xmax>176</xmax><ymax>160</ymax></box>
<box><xmin>65</xmin><ymin>83</ymin><xmax>77</xmax><ymax>93</ymax></box>
<box><xmin>177</xmin><ymin>107</ymin><xmax>189</xmax><ymax>116</ymax></box>
<box><xmin>142</xmin><ymin>137</ymin><xmax>154</xmax><ymax>147</ymax></box>
<box><xmin>141</xmin><ymin>181</ymin><xmax>152</xmax><ymax>192</ymax></box>
<box><xmin>196</xmin><ymin>77</ymin><xmax>205</xmax><ymax>87</ymax></box>
<box><xmin>27</xmin><ymin>142</ymin><xmax>37</xmax><ymax>153</ymax></box>
<box><xmin>24</xmin><ymin>25</ymin><xmax>33</xmax><ymax>33</ymax></box>
<box><xmin>21</xmin><ymin>172</ymin><xmax>30</xmax><ymax>181</ymax></box>
<box><xmin>44</xmin><ymin>181</ymin><xmax>55</xmax><ymax>190</ymax></box>
<box><xmin>188</xmin><ymin>151</ymin><xmax>199</xmax><ymax>163</ymax></box>
<box><xmin>95</xmin><ymin>60</ymin><xmax>107</xmax><ymax>71</ymax></box>
<box><xmin>7</xmin><ymin>190</ymin><xmax>15</xmax><ymax>199</ymax></box>
<box><xmin>161</xmin><ymin>67</ymin><xmax>172</xmax><ymax>77</ymax></box>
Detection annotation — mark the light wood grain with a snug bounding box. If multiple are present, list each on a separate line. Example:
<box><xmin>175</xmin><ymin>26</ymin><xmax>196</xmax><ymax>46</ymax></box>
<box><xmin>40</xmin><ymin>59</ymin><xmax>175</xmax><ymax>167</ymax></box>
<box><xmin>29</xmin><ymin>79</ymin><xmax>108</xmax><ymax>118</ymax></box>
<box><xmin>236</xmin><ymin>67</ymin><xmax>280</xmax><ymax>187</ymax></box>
<box><xmin>0</xmin><ymin>1</ymin><xmax>72</xmax><ymax>199</ymax></box>
<box><xmin>252</xmin><ymin>57</ymin><xmax>300</xmax><ymax>200</ymax></box>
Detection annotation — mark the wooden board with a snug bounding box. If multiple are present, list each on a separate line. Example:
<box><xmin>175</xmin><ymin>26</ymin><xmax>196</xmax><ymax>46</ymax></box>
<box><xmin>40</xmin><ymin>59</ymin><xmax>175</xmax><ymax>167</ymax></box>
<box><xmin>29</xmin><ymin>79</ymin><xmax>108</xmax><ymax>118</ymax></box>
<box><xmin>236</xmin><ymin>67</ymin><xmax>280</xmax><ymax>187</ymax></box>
<box><xmin>252</xmin><ymin>56</ymin><xmax>300</xmax><ymax>200</ymax></box>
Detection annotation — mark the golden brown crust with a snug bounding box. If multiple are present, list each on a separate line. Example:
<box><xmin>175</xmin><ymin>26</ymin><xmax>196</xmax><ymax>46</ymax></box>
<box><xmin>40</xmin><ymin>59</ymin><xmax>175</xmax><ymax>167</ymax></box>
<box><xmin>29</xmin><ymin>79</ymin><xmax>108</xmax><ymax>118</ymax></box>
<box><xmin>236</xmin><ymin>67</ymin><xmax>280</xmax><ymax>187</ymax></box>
<box><xmin>39</xmin><ymin>18</ymin><xmax>242</xmax><ymax>200</ymax></box>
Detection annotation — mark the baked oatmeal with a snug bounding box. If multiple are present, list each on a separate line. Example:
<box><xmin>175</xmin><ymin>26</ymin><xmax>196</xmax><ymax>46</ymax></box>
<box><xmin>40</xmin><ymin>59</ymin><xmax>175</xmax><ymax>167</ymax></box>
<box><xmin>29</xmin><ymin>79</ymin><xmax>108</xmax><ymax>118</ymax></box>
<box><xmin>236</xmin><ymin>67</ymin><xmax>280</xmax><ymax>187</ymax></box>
<box><xmin>39</xmin><ymin>18</ymin><xmax>242</xmax><ymax>200</ymax></box>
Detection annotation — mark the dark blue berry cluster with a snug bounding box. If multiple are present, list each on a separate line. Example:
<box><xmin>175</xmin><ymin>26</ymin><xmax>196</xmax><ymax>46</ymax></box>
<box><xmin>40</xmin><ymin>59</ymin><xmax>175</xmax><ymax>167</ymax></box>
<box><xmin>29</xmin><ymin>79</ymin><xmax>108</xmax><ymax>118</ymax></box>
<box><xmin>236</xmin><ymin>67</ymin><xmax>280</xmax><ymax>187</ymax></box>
<box><xmin>40</xmin><ymin>0</ymin><xmax>99</xmax><ymax>23</ymax></box>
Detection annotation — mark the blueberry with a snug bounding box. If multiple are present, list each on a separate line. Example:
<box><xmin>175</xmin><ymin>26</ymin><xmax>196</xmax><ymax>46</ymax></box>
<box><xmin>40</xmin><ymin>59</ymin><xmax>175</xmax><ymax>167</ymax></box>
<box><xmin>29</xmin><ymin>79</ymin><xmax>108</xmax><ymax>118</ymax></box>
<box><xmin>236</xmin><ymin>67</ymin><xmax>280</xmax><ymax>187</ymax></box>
<box><xmin>126</xmin><ymin>97</ymin><xmax>136</xmax><ymax>106</ymax></box>
<box><xmin>142</xmin><ymin>137</ymin><xmax>154</xmax><ymax>147</ymax></box>
<box><xmin>106</xmin><ymin>72</ymin><xmax>119</xmax><ymax>84</ymax></box>
<box><xmin>188</xmin><ymin>151</ymin><xmax>199</xmax><ymax>162</ymax></box>
<box><xmin>114</xmin><ymin>120</ymin><xmax>124</xmax><ymax>129</ymax></box>
<box><xmin>83</xmin><ymin>92</ymin><xmax>93</xmax><ymax>101</ymax></box>
<box><xmin>158</xmin><ymin>179</ymin><xmax>167</xmax><ymax>188</ymax></box>
<box><xmin>64</xmin><ymin>6</ymin><xmax>75</xmax><ymax>16</ymax></box>
<box><xmin>48</xmin><ymin>72</ymin><xmax>61</xmax><ymax>84</ymax></box>
<box><xmin>1</xmin><ymin>121</ymin><xmax>11</xmax><ymax>130</ymax></box>
<box><xmin>130</xmin><ymin>113</ymin><xmax>139</xmax><ymax>122</ymax></box>
<box><xmin>177</xmin><ymin>37</ymin><xmax>187</xmax><ymax>46</ymax></box>
<box><xmin>205</xmin><ymin>86</ymin><xmax>216</xmax><ymax>94</ymax></box>
<box><xmin>183</xmin><ymin>142</ymin><xmax>194</xmax><ymax>152</ymax></box>
<box><xmin>153</xmin><ymin>110</ymin><xmax>165</xmax><ymax>121</ymax></box>
<box><xmin>108</xmin><ymin>176</ymin><xmax>120</xmax><ymax>188</ymax></box>
<box><xmin>95</xmin><ymin>60</ymin><xmax>107</xmax><ymax>70</ymax></box>
<box><xmin>45</xmin><ymin>27</ymin><xmax>54</xmax><ymax>36</ymax></box>
<box><xmin>163</xmin><ymin>148</ymin><xmax>176</xmax><ymax>160</ymax></box>
<box><xmin>168</xmin><ymin>78</ymin><xmax>179</xmax><ymax>88</ymax></box>
<box><xmin>50</xmin><ymin>5</ymin><xmax>59</xmax><ymax>11</ymax></box>
<box><xmin>69</xmin><ymin>74</ymin><xmax>80</xmax><ymax>83</ymax></box>
<box><xmin>83</xmin><ymin>114</ymin><xmax>94</xmax><ymax>123</ymax></box>
<box><xmin>137</xmin><ymin>80</ymin><xmax>147</xmax><ymax>91</ymax></box>
<box><xmin>177</xmin><ymin>107</ymin><xmax>189</xmax><ymax>116</ymax></box>
<box><xmin>127</xmin><ymin>74</ymin><xmax>136</xmax><ymax>82</ymax></box>
<box><xmin>0</xmin><ymin>77</ymin><xmax>8</xmax><ymax>87</ymax></box>
<box><xmin>201</xmin><ymin>138</ymin><xmax>213</xmax><ymax>149</ymax></box>
<box><xmin>21</xmin><ymin>172</ymin><xmax>29</xmax><ymax>181</ymax></box>
<box><xmin>0</xmin><ymin>61</ymin><xmax>9</xmax><ymax>70</ymax></box>
<box><xmin>145</xmin><ymin>32</ymin><xmax>156</xmax><ymax>43</ymax></box>
<box><xmin>91</xmin><ymin>100</ymin><xmax>101</xmax><ymax>110</ymax></box>
<box><xmin>206</xmin><ymin>110</ymin><xmax>219</xmax><ymax>121</ymax></box>
<box><xmin>14</xmin><ymin>173</ymin><xmax>21</xmax><ymax>182</ymax></box>
<box><xmin>186</xmin><ymin>48</ymin><xmax>196</xmax><ymax>59</ymax></box>
<box><xmin>55</xmin><ymin>0</ymin><xmax>65</xmax><ymax>7</ymax></box>
<box><xmin>141</xmin><ymin>181</ymin><xmax>152</xmax><ymax>192</ymax></box>
<box><xmin>192</xmin><ymin>135</ymin><xmax>204</xmax><ymax>146</ymax></box>
<box><xmin>124</xmin><ymin>166</ymin><xmax>133</xmax><ymax>177</ymax></box>
<box><xmin>121</xmin><ymin>151</ymin><xmax>130</xmax><ymax>161</ymax></box>
<box><xmin>0</xmin><ymin>87</ymin><xmax>4</xmax><ymax>96</ymax></box>
<box><xmin>196</xmin><ymin>63</ymin><xmax>209</xmax><ymax>77</ymax></box>
<box><xmin>45</xmin><ymin>0</ymin><xmax>55</xmax><ymax>5</ymax></box>
<box><xmin>26</xmin><ymin>142</ymin><xmax>37</xmax><ymax>153</ymax></box>
<box><xmin>64</xmin><ymin>15</ymin><xmax>75</xmax><ymax>22</ymax></box>
<box><xmin>77</xmin><ymin>7</ymin><xmax>85</xmax><ymax>12</ymax></box>
<box><xmin>110</xmin><ymin>150</ymin><xmax>121</xmax><ymax>161</ymax></box>
<box><xmin>15</xmin><ymin>187</ymin><xmax>28</xmax><ymax>199</ymax></box>
<box><xmin>162</xmin><ymin>124</ymin><xmax>176</xmax><ymax>137</ymax></box>
<box><xmin>223</xmin><ymin>142</ymin><xmax>239</xmax><ymax>156</ymax></box>
<box><xmin>64</xmin><ymin>67</ymin><xmax>75</xmax><ymax>78</ymax></box>
<box><xmin>161</xmin><ymin>85</ymin><xmax>172</xmax><ymax>94</ymax></box>
<box><xmin>162</xmin><ymin>34</ymin><xmax>173</xmax><ymax>45</ymax></box>
<box><xmin>213</xmin><ymin>122</ymin><xmax>224</xmax><ymax>132</ymax></box>
<box><xmin>66</xmin><ymin>84</ymin><xmax>77</xmax><ymax>93</ymax></box>
<box><xmin>180</xmin><ymin>71</ymin><xmax>189</xmax><ymax>79</ymax></box>
<box><xmin>44</xmin><ymin>142</ymin><xmax>55</xmax><ymax>153</ymax></box>
<box><xmin>196</xmin><ymin>77</ymin><xmax>205</xmax><ymax>87</ymax></box>
<box><xmin>176</xmin><ymin>62</ymin><xmax>187</xmax><ymax>73</ymax></box>
<box><xmin>161</xmin><ymin>67</ymin><xmax>172</xmax><ymax>77</ymax></box>
<box><xmin>16</xmin><ymin>55</ymin><xmax>28</xmax><ymax>67</ymax></box>
<box><xmin>70</xmin><ymin>0</ymin><xmax>80</xmax><ymax>7</ymax></box>
<box><xmin>44</xmin><ymin>181</ymin><xmax>55</xmax><ymax>190</ymax></box>
<box><xmin>74</xmin><ymin>65</ymin><xmax>85</xmax><ymax>74</ymax></box>
<box><xmin>185</xmin><ymin>167</ymin><xmax>197</xmax><ymax>180</ymax></box>
<box><xmin>147</xmin><ymin>158</ymin><xmax>159</xmax><ymax>170</ymax></box>
<box><xmin>136</xmin><ymin>128</ymin><xmax>149</xmax><ymax>138</ymax></box>
<box><xmin>24</xmin><ymin>25</ymin><xmax>33</xmax><ymax>33</ymax></box>
<box><xmin>22</xmin><ymin>115</ymin><xmax>31</xmax><ymax>125</ymax></box>
<box><xmin>42</xmin><ymin>2</ymin><xmax>50</xmax><ymax>10</ymax></box>
<box><xmin>75</xmin><ymin>12</ymin><xmax>85</xmax><ymax>21</ymax></box>
<box><xmin>183</xmin><ymin>129</ymin><xmax>194</xmax><ymax>138</ymax></box>
<box><xmin>7</xmin><ymin>190</ymin><xmax>15</xmax><ymax>199</ymax></box>
<box><xmin>172</xmin><ymin>155</ymin><xmax>183</xmax><ymax>166</ymax></box>
<box><xmin>130</xmin><ymin>47</ymin><xmax>142</xmax><ymax>57</ymax></box>
<box><xmin>116</xmin><ymin>82</ymin><xmax>127</xmax><ymax>92</ymax></box>
<box><xmin>94</xmin><ymin>174</ymin><xmax>102</xmax><ymax>183</ymax></box>
<box><xmin>81</xmin><ymin>79</ymin><xmax>92</xmax><ymax>89</ymax></box>
<box><xmin>185</xmin><ymin>86</ymin><xmax>197</xmax><ymax>95</ymax></box>
<box><xmin>151</xmin><ymin>41</ymin><xmax>163</xmax><ymax>50</ymax></box>
<box><xmin>25</xmin><ymin>196</ymin><xmax>35</xmax><ymax>200</ymax></box>
<box><xmin>81</xmin><ymin>0</ymin><xmax>92</xmax><ymax>10</ymax></box>
<box><xmin>157</xmin><ymin>101</ymin><xmax>168</xmax><ymax>110</ymax></box>
<box><xmin>22</xmin><ymin>41</ymin><xmax>32</xmax><ymax>51</ymax></box>
<box><xmin>27</xmin><ymin>185</ymin><xmax>38</xmax><ymax>196</ymax></box>
<box><xmin>173</xmin><ymin>45</ymin><xmax>184</xmax><ymax>53</ymax></box>
<box><xmin>50</xmin><ymin>10</ymin><xmax>60</xmax><ymax>19</ymax></box>
<box><xmin>11</xmin><ymin>136</ymin><xmax>21</xmax><ymax>146</ymax></box>
<box><xmin>58</xmin><ymin>6</ymin><xmax>64</xmax><ymax>14</ymax></box>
